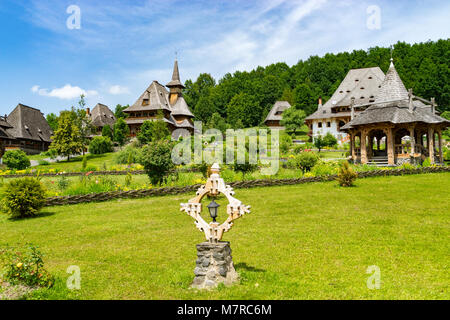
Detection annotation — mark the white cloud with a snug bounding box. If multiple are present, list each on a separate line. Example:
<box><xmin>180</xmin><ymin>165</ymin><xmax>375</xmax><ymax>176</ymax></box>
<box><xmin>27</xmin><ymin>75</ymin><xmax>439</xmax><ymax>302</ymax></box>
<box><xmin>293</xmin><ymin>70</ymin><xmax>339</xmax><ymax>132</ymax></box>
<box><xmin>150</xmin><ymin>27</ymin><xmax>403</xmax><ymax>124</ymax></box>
<box><xmin>109</xmin><ymin>85</ymin><xmax>130</xmax><ymax>95</ymax></box>
<box><xmin>31</xmin><ymin>84</ymin><xmax>98</xmax><ymax>100</ymax></box>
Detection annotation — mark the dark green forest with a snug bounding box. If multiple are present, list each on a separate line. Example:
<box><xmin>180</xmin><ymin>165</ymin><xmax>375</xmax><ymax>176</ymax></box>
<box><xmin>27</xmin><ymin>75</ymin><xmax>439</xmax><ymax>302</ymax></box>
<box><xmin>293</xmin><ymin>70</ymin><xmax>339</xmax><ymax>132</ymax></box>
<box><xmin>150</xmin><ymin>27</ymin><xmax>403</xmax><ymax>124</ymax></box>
<box><xmin>183</xmin><ymin>39</ymin><xmax>449</xmax><ymax>128</ymax></box>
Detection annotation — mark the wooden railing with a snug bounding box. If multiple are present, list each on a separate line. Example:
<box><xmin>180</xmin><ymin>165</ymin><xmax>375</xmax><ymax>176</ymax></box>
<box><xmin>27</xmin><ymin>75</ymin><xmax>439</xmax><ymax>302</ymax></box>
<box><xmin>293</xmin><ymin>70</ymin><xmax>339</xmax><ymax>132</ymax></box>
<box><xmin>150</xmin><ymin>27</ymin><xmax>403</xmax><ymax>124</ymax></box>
<box><xmin>395</xmin><ymin>144</ymin><xmax>411</xmax><ymax>155</ymax></box>
<box><xmin>415</xmin><ymin>145</ymin><xmax>429</xmax><ymax>156</ymax></box>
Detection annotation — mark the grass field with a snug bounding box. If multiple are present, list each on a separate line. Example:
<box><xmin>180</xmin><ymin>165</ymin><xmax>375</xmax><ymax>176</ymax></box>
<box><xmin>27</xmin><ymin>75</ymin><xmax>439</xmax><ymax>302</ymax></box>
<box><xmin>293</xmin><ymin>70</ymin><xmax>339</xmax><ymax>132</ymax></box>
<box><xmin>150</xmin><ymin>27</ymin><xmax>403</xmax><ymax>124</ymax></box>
<box><xmin>33</xmin><ymin>153</ymin><xmax>117</xmax><ymax>171</ymax></box>
<box><xmin>0</xmin><ymin>173</ymin><xmax>449</xmax><ymax>300</ymax></box>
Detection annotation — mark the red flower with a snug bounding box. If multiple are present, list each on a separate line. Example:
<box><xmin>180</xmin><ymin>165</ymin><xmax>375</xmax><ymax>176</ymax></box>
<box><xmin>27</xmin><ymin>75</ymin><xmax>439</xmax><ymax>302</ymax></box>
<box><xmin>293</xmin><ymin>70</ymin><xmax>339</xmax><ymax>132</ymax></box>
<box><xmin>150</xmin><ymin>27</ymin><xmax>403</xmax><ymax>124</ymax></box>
<box><xmin>85</xmin><ymin>171</ymin><xmax>94</xmax><ymax>176</ymax></box>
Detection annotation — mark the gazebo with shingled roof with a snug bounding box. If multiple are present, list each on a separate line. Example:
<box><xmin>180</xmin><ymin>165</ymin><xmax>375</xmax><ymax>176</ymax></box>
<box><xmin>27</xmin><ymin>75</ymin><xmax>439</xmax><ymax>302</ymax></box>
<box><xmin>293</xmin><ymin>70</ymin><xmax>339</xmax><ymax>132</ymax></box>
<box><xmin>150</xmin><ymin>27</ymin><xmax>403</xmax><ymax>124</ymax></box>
<box><xmin>341</xmin><ymin>59</ymin><xmax>449</xmax><ymax>166</ymax></box>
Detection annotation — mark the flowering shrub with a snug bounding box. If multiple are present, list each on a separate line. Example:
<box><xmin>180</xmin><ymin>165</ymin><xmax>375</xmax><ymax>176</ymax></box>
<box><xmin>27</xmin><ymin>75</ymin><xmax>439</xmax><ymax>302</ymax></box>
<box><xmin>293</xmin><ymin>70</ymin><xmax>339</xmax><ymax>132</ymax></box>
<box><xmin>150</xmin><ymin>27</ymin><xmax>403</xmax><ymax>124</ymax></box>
<box><xmin>0</xmin><ymin>245</ymin><xmax>54</xmax><ymax>288</ymax></box>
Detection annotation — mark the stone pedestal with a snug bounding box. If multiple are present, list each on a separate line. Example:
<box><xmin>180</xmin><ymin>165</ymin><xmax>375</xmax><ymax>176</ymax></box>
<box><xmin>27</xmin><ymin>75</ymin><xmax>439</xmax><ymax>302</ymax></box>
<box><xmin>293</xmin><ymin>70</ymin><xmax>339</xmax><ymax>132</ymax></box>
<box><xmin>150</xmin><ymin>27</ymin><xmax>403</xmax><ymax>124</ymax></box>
<box><xmin>191</xmin><ymin>241</ymin><xmax>239</xmax><ymax>290</ymax></box>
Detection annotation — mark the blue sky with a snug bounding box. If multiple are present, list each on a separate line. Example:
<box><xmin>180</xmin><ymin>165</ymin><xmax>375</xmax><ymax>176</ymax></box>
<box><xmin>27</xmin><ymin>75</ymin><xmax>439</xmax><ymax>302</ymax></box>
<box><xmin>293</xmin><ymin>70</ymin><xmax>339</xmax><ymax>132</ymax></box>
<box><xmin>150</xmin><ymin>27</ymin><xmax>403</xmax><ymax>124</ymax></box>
<box><xmin>0</xmin><ymin>0</ymin><xmax>449</xmax><ymax>116</ymax></box>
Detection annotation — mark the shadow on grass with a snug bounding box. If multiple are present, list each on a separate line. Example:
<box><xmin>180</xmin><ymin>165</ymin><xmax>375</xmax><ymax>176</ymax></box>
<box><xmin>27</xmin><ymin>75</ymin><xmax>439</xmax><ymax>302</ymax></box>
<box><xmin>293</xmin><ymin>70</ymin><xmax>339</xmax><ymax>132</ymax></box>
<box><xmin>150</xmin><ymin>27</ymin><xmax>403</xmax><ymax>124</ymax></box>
<box><xmin>235</xmin><ymin>262</ymin><xmax>265</xmax><ymax>273</ymax></box>
<box><xmin>8</xmin><ymin>212</ymin><xmax>55</xmax><ymax>221</ymax></box>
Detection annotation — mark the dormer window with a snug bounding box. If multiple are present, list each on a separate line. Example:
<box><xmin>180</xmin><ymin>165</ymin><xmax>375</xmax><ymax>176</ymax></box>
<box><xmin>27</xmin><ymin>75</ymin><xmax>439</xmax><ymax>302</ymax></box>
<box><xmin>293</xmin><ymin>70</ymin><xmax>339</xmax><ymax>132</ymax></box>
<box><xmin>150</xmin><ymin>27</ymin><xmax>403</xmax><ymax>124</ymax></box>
<box><xmin>142</xmin><ymin>99</ymin><xmax>149</xmax><ymax>106</ymax></box>
<box><xmin>339</xmin><ymin>91</ymin><xmax>343</xmax><ymax>93</ymax></box>
<box><xmin>24</xmin><ymin>125</ymin><xmax>29</xmax><ymax>130</ymax></box>
<box><xmin>361</xmin><ymin>96</ymin><xmax>365</xmax><ymax>99</ymax></box>
<box><xmin>368</xmin><ymin>76</ymin><xmax>373</xmax><ymax>79</ymax></box>
<box><xmin>360</xmin><ymin>87</ymin><xmax>365</xmax><ymax>90</ymax></box>
<box><xmin>38</xmin><ymin>128</ymin><xmax>42</xmax><ymax>133</ymax></box>
<box><xmin>355</xmin><ymin>79</ymin><xmax>359</xmax><ymax>82</ymax></box>
<box><xmin>346</xmin><ymin>90</ymin><xmax>350</xmax><ymax>93</ymax></box>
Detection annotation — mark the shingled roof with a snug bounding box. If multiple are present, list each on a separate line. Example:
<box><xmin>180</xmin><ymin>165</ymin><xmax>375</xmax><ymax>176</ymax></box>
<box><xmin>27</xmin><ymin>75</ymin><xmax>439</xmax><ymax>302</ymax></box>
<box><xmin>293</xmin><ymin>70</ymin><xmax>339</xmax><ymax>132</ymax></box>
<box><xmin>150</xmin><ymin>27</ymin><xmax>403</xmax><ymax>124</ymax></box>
<box><xmin>90</xmin><ymin>103</ymin><xmax>116</xmax><ymax>128</ymax></box>
<box><xmin>341</xmin><ymin>61</ymin><xmax>449</xmax><ymax>130</ymax></box>
<box><xmin>341</xmin><ymin>100</ymin><xmax>449</xmax><ymax>130</ymax></box>
<box><xmin>166</xmin><ymin>59</ymin><xmax>185</xmax><ymax>88</ymax></box>
<box><xmin>306</xmin><ymin>67</ymin><xmax>385</xmax><ymax>120</ymax></box>
<box><xmin>124</xmin><ymin>81</ymin><xmax>172</xmax><ymax>113</ymax></box>
<box><xmin>264</xmin><ymin>101</ymin><xmax>291</xmax><ymax>122</ymax></box>
<box><xmin>171</xmin><ymin>96</ymin><xmax>194</xmax><ymax>118</ymax></box>
<box><xmin>5</xmin><ymin>104</ymin><xmax>53</xmax><ymax>142</ymax></box>
<box><xmin>375</xmin><ymin>59</ymin><xmax>409</xmax><ymax>102</ymax></box>
<box><xmin>0</xmin><ymin>117</ymin><xmax>14</xmax><ymax>139</ymax></box>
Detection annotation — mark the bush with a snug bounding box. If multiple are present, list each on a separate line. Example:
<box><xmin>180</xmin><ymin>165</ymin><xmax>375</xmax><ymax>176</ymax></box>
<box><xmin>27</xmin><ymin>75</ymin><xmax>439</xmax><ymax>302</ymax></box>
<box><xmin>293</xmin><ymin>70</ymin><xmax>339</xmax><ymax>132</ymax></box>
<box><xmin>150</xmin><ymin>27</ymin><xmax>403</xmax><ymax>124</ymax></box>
<box><xmin>443</xmin><ymin>147</ymin><xmax>450</xmax><ymax>161</ymax></box>
<box><xmin>232</xmin><ymin>162</ymin><xmax>258</xmax><ymax>180</ymax></box>
<box><xmin>57</xmin><ymin>176</ymin><xmax>70</xmax><ymax>191</ymax></box>
<box><xmin>38</xmin><ymin>159</ymin><xmax>50</xmax><ymax>166</ymax></box>
<box><xmin>293</xmin><ymin>144</ymin><xmax>305</xmax><ymax>155</ymax></box>
<box><xmin>311</xmin><ymin>162</ymin><xmax>338</xmax><ymax>177</ymax></box>
<box><xmin>3</xmin><ymin>150</ymin><xmax>31</xmax><ymax>170</ymax></box>
<box><xmin>422</xmin><ymin>158</ymin><xmax>431</xmax><ymax>167</ymax></box>
<box><xmin>323</xmin><ymin>132</ymin><xmax>338</xmax><ymax>148</ymax></box>
<box><xmin>40</xmin><ymin>149</ymin><xmax>58</xmax><ymax>160</ymax></box>
<box><xmin>280</xmin><ymin>134</ymin><xmax>293</xmax><ymax>154</ymax></box>
<box><xmin>337</xmin><ymin>161</ymin><xmax>357</xmax><ymax>187</ymax></box>
<box><xmin>1</xmin><ymin>178</ymin><xmax>46</xmax><ymax>218</ymax></box>
<box><xmin>294</xmin><ymin>152</ymin><xmax>319</xmax><ymax>173</ymax></box>
<box><xmin>0</xmin><ymin>245</ymin><xmax>54</xmax><ymax>288</ymax></box>
<box><xmin>102</xmin><ymin>125</ymin><xmax>114</xmax><ymax>140</ymax></box>
<box><xmin>193</xmin><ymin>162</ymin><xmax>210</xmax><ymax>178</ymax></box>
<box><xmin>89</xmin><ymin>136</ymin><xmax>113</xmax><ymax>155</ymax></box>
<box><xmin>115</xmin><ymin>145</ymin><xmax>143</xmax><ymax>165</ymax></box>
<box><xmin>140</xmin><ymin>140</ymin><xmax>175</xmax><ymax>185</ymax></box>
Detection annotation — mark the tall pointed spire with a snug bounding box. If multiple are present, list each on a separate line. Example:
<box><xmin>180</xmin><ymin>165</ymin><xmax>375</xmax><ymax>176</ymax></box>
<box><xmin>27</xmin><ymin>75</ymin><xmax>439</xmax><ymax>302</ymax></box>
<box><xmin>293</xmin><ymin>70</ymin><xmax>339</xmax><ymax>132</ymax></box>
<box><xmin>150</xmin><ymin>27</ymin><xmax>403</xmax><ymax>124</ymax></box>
<box><xmin>166</xmin><ymin>58</ymin><xmax>185</xmax><ymax>88</ymax></box>
<box><xmin>375</xmin><ymin>58</ymin><xmax>409</xmax><ymax>102</ymax></box>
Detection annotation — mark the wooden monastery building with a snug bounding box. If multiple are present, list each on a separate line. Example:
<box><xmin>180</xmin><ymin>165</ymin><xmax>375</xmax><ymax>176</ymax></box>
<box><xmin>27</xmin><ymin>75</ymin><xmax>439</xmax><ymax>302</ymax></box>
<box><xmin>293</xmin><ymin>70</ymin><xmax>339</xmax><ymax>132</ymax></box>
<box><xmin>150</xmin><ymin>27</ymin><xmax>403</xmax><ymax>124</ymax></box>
<box><xmin>87</xmin><ymin>103</ymin><xmax>116</xmax><ymax>135</ymax></box>
<box><xmin>264</xmin><ymin>101</ymin><xmax>292</xmax><ymax>129</ymax></box>
<box><xmin>124</xmin><ymin>59</ymin><xmax>194</xmax><ymax>137</ymax></box>
<box><xmin>0</xmin><ymin>104</ymin><xmax>53</xmax><ymax>157</ymax></box>
<box><xmin>305</xmin><ymin>66</ymin><xmax>385</xmax><ymax>144</ymax></box>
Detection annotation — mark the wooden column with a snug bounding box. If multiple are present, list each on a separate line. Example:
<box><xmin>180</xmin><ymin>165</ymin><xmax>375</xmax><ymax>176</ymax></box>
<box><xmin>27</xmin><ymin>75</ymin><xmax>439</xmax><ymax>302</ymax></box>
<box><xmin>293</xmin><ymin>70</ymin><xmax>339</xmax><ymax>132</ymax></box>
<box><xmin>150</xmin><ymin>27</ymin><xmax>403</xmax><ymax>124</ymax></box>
<box><xmin>438</xmin><ymin>130</ymin><xmax>443</xmax><ymax>164</ymax></box>
<box><xmin>350</xmin><ymin>132</ymin><xmax>355</xmax><ymax>161</ymax></box>
<box><xmin>387</xmin><ymin>127</ymin><xmax>395</xmax><ymax>165</ymax></box>
<box><xmin>360</xmin><ymin>130</ymin><xmax>368</xmax><ymax>164</ymax></box>
<box><xmin>409</xmin><ymin>126</ymin><xmax>415</xmax><ymax>156</ymax></box>
<box><xmin>367</xmin><ymin>134</ymin><xmax>373</xmax><ymax>160</ymax></box>
<box><xmin>428</xmin><ymin>127</ymin><xmax>435</xmax><ymax>164</ymax></box>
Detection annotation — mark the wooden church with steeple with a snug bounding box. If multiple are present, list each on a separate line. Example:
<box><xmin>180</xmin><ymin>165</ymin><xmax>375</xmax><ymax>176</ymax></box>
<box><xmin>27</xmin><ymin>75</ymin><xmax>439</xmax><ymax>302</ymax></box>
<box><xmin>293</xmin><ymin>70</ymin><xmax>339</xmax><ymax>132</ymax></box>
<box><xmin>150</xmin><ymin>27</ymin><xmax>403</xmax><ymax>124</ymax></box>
<box><xmin>124</xmin><ymin>59</ymin><xmax>194</xmax><ymax>137</ymax></box>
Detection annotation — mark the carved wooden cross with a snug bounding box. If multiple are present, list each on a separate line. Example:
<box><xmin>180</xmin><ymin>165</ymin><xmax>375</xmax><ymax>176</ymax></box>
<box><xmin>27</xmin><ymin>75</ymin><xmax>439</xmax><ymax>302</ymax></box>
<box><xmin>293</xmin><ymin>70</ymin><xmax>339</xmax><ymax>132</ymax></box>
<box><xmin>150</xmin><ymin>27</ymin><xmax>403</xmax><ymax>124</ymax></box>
<box><xmin>180</xmin><ymin>163</ymin><xmax>250</xmax><ymax>243</ymax></box>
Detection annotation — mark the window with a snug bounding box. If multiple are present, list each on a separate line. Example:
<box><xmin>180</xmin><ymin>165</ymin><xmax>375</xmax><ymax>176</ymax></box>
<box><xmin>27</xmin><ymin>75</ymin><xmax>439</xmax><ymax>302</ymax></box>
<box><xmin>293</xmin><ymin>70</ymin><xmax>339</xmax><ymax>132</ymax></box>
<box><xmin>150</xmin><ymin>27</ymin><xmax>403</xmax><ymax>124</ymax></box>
<box><xmin>327</xmin><ymin>122</ymin><xmax>331</xmax><ymax>127</ymax></box>
<box><xmin>368</xmin><ymin>76</ymin><xmax>373</xmax><ymax>79</ymax></box>
<box><xmin>318</xmin><ymin>122</ymin><xmax>322</xmax><ymax>128</ymax></box>
<box><xmin>142</xmin><ymin>98</ymin><xmax>149</xmax><ymax>106</ymax></box>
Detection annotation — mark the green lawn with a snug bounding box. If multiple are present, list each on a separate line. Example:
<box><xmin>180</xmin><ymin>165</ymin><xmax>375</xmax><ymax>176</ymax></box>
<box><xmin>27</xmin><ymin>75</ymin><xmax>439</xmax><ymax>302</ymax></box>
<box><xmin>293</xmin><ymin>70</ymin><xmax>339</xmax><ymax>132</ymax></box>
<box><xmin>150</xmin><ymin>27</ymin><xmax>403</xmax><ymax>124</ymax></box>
<box><xmin>33</xmin><ymin>153</ymin><xmax>117</xmax><ymax>171</ymax></box>
<box><xmin>1</xmin><ymin>173</ymin><xmax>449</xmax><ymax>300</ymax></box>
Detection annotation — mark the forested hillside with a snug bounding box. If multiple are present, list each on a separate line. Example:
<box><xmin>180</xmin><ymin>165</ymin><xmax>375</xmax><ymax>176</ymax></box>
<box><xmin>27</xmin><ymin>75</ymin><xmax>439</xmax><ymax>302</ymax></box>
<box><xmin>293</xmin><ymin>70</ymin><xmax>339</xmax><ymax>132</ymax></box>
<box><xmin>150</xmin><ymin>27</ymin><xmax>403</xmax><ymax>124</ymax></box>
<box><xmin>183</xmin><ymin>39</ymin><xmax>449</xmax><ymax>128</ymax></box>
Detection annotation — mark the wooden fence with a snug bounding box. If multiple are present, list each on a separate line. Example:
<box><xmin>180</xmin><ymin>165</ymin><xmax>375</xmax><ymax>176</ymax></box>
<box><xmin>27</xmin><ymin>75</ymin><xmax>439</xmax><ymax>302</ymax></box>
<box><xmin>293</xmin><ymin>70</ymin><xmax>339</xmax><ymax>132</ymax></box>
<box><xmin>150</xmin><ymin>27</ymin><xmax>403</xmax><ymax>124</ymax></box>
<box><xmin>44</xmin><ymin>166</ymin><xmax>450</xmax><ymax>207</ymax></box>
